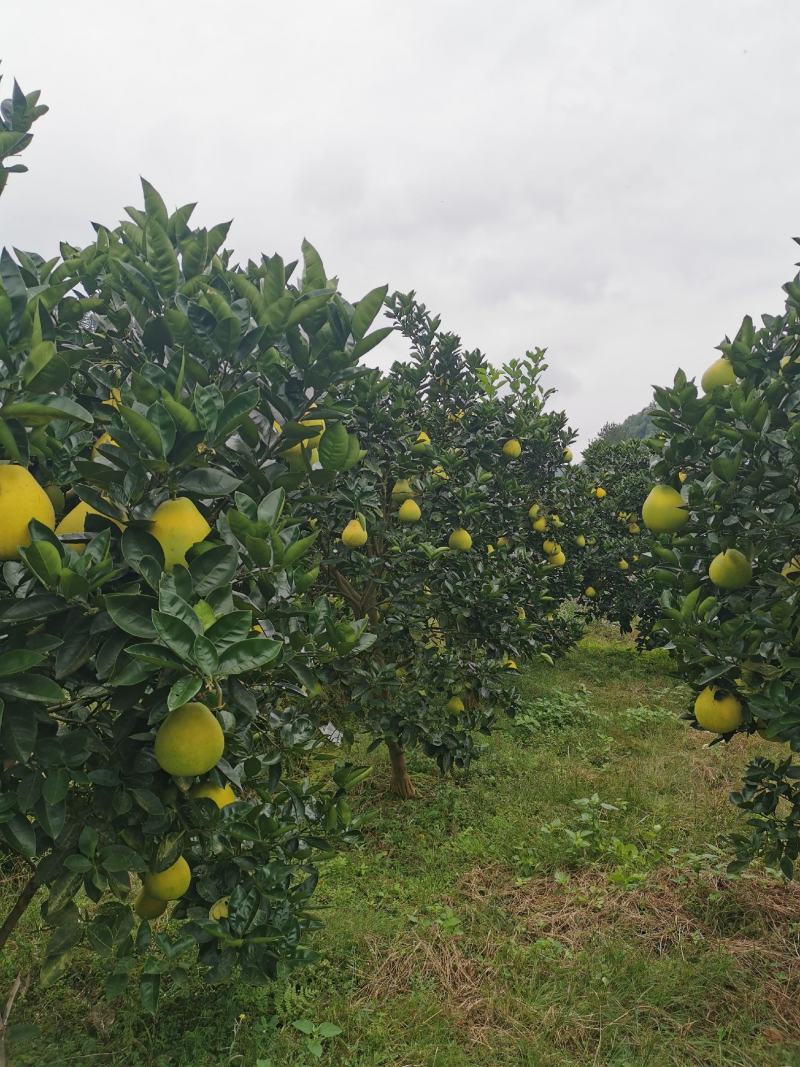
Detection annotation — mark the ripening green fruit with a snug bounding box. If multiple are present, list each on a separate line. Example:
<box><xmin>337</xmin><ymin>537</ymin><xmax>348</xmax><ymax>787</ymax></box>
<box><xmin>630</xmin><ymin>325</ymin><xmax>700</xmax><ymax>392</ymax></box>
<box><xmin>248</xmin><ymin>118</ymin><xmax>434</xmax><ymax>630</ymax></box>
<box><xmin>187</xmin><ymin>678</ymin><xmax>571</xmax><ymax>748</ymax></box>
<box><xmin>446</xmin><ymin>695</ymin><xmax>465</xmax><ymax>714</ymax></box>
<box><xmin>134</xmin><ymin>890</ymin><xmax>167</xmax><ymax>920</ymax></box>
<box><xmin>694</xmin><ymin>686</ymin><xmax>743</xmax><ymax>733</ymax></box>
<box><xmin>575</xmin><ymin>534</ymin><xmax>586</xmax><ymax>548</ymax></box>
<box><xmin>398</xmin><ymin>499</ymin><xmax>422</xmax><ymax>523</ymax></box>
<box><xmin>701</xmin><ymin>357</ymin><xmax>736</xmax><ymax>393</ymax></box>
<box><xmin>563</xmin><ymin>448</ymin><xmax>573</xmax><ymax>462</ymax></box>
<box><xmin>154</xmin><ymin>702</ymin><xmax>225</xmax><ymax>777</ymax></box>
<box><xmin>143</xmin><ymin>856</ymin><xmax>192</xmax><ymax>901</ymax></box>
<box><xmin>528</xmin><ymin>503</ymin><xmax>540</xmax><ymax>519</ymax></box>
<box><xmin>449</xmin><ymin>528</ymin><xmax>472</xmax><ymax>551</ymax></box>
<box><xmin>391</xmin><ymin>479</ymin><xmax>414</xmax><ymax>502</ymax></box>
<box><xmin>342</xmin><ymin>519</ymin><xmax>368</xmax><ymax>548</ymax></box>
<box><xmin>708</xmin><ymin>549</ymin><xmax>752</xmax><ymax>590</ymax></box>
<box><xmin>642</xmin><ymin>485</ymin><xmax>688</xmax><ymax>533</ymax></box>
<box><xmin>295</xmin><ymin>564</ymin><xmax>320</xmax><ymax>592</ymax></box>
<box><xmin>502</xmin><ymin>439</ymin><xmax>521</xmax><ymax>459</ymax></box>
<box><xmin>617</xmin><ymin>559</ymin><xmax>629</xmax><ymax>571</ymax></box>
<box><xmin>585</xmin><ymin>586</ymin><xmax>597</xmax><ymax>599</ymax></box>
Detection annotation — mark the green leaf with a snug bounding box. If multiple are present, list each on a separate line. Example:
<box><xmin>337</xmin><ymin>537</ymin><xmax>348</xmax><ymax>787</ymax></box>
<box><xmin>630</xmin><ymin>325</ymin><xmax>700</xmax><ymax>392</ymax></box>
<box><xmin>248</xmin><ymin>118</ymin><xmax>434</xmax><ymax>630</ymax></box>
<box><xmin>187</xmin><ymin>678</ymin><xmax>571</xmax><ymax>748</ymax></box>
<box><xmin>168</xmin><ymin>674</ymin><xmax>202</xmax><ymax>710</ymax></box>
<box><xmin>151</xmin><ymin>611</ymin><xmax>196</xmax><ymax>659</ymax></box>
<box><xmin>353</xmin><ymin>326</ymin><xmax>393</xmax><ymax>358</ymax></box>
<box><xmin>217</xmin><ymin>638</ymin><xmax>282</xmax><ymax>676</ymax></box>
<box><xmin>104</xmin><ymin>594</ymin><xmax>158</xmax><ymax>638</ymax></box>
<box><xmin>0</xmin><ymin>650</ymin><xmax>46</xmax><ymax>677</ymax></box>
<box><xmin>19</xmin><ymin>539</ymin><xmax>63</xmax><ymax>587</ymax></box>
<box><xmin>351</xmin><ymin>284</ymin><xmax>388</xmax><ymax>340</ymax></box>
<box><xmin>193</xmin><ymin>635</ymin><xmax>219</xmax><ymax>676</ymax></box>
<box><xmin>178</xmin><ymin>468</ymin><xmax>241</xmax><ymax>497</ymax></box>
<box><xmin>301</xmin><ymin>239</ymin><xmax>326</xmax><ymax>290</ymax></box>
<box><xmin>190</xmin><ymin>545</ymin><xmax>237</xmax><ymax>596</ymax></box>
<box><xmin>284</xmin><ymin>531</ymin><xmax>319</xmax><ymax>566</ymax></box>
<box><xmin>101</xmin><ymin>843</ymin><xmax>147</xmax><ymax>873</ymax></box>
<box><xmin>146</xmin><ymin>220</ymin><xmax>180</xmax><ymax>294</ymax></box>
<box><xmin>1</xmin><ymin>814</ymin><xmax>36</xmax><ymax>857</ymax></box>
<box><xmin>204</xmin><ymin>611</ymin><xmax>252</xmax><ymax>652</ymax></box>
<box><xmin>0</xmin><ymin>673</ymin><xmax>64</xmax><ymax>703</ymax></box>
<box><xmin>318</xmin><ymin>423</ymin><xmax>350</xmax><ymax>470</ymax></box>
<box><xmin>141</xmin><ymin>178</ymin><xmax>169</xmax><ymax>228</ymax></box>
<box><xmin>0</xmin><ymin>396</ymin><xmax>93</xmax><ymax>425</ymax></box>
<box><xmin>118</xmin><ymin>404</ymin><xmax>165</xmax><ymax>457</ymax></box>
<box><xmin>257</xmin><ymin>488</ymin><xmax>285</xmax><ymax>525</ymax></box>
<box><xmin>140</xmin><ymin>972</ymin><xmax>161</xmax><ymax>1015</ymax></box>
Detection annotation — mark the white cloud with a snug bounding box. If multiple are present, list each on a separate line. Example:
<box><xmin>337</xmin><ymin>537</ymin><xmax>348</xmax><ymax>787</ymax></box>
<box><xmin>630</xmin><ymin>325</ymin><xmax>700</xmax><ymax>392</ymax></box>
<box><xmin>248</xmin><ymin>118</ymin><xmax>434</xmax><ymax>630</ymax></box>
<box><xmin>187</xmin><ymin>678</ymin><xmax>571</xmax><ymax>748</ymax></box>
<box><xmin>2</xmin><ymin>0</ymin><xmax>799</xmax><ymax>448</ymax></box>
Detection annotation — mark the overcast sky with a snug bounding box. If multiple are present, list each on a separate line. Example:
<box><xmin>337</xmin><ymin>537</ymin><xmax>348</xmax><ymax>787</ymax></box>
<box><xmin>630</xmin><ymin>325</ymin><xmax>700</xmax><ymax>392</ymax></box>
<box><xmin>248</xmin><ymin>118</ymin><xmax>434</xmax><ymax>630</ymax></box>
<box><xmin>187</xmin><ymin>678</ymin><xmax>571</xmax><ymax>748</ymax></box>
<box><xmin>3</xmin><ymin>1</ymin><xmax>799</xmax><ymax>450</ymax></box>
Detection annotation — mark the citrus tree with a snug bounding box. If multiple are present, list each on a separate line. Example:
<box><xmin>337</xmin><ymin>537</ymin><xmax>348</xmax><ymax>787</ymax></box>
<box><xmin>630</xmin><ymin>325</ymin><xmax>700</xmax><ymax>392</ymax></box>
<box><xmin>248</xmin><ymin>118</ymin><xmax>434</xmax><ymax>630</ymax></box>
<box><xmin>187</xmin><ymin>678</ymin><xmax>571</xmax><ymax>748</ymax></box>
<box><xmin>643</xmin><ymin>254</ymin><xmax>800</xmax><ymax>875</ymax></box>
<box><xmin>0</xmin><ymin>156</ymin><xmax>389</xmax><ymax>1007</ymax></box>
<box><xmin>561</xmin><ymin>436</ymin><xmax>656</xmax><ymax>633</ymax></box>
<box><xmin>307</xmin><ymin>291</ymin><xmax>582</xmax><ymax>796</ymax></box>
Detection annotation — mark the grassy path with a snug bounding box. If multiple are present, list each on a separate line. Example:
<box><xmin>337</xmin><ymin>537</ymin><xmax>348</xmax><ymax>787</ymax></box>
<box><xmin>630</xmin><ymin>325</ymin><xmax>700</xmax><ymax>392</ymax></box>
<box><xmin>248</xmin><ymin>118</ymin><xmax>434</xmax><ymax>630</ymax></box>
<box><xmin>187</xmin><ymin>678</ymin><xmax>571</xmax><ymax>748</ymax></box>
<box><xmin>4</xmin><ymin>632</ymin><xmax>800</xmax><ymax>1066</ymax></box>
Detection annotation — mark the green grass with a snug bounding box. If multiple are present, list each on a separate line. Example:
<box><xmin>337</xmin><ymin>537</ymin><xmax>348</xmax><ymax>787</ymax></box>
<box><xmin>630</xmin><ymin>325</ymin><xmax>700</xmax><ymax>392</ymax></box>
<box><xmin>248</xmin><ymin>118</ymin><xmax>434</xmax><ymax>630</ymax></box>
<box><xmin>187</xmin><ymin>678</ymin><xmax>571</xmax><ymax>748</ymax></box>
<box><xmin>4</xmin><ymin>629</ymin><xmax>800</xmax><ymax>1066</ymax></box>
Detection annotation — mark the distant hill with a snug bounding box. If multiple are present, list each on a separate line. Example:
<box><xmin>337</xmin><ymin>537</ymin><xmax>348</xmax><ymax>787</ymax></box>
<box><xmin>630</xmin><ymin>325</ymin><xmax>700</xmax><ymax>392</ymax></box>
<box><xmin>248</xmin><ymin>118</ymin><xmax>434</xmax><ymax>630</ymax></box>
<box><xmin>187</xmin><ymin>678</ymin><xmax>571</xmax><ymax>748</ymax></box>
<box><xmin>589</xmin><ymin>406</ymin><xmax>656</xmax><ymax>446</ymax></box>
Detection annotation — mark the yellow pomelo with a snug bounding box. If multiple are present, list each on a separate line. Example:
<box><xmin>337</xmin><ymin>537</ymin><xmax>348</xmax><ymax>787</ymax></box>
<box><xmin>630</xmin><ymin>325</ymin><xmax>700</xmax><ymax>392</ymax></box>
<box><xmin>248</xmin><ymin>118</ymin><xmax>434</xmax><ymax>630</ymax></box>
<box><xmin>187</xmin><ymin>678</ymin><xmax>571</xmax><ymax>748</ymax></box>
<box><xmin>431</xmin><ymin>465</ymin><xmax>448</xmax><ymax>480</ymax></box>
<box><xmin>391</xmin><ymin>479</ymin><xmax>414</xmax><ymax>501</ymax></box>
<box><xmin>532</xmin><ymin>517</ymin><xmax>547</xmax><ymax>533</ymax></box>
<box><xmin>209</xmin><ymin>896</ymin><xmax>230</xmax><ymax>921</ymax></box>
<box><xmin>585</xmin><ymin>586</ymin><xmax>597</xmax><ymax>598</ymax></box>
<box><xmin>150</xmin><ymin>498</ymin><xmax>211</xmax><ymax>570</ymax></box>
<box><xmin>190</xmin><ymin>781</ymin><xmax>236</xmax><ymax>808</ymax></box>
<box><xmin>446</xmin><ymin>695</ymin><xmax>465</xmax><ymax>714</ymax></box>
<box><xmin>563</xmin><ymin>448</ymin><xmax>573</xmax><ymax>462</ymax></box>
<box><xmin>143</xmin><ymin>855</ymin><xmax>192</xmax><ymax>901</ymax></box>
<box><xmin>411</xmin><ymin>431</ymin><xmax>431</xmax><ymax>454</ymax></box>
<box><xmin>708</xmin><ymin>549</ymin><xmax>751</xmax><ymax>590</ymax></box>
<box><xmin>594</xmin><ymin>487</ymin><xmax>606</xmax><ymax>499</ymax></box>
<box><xmin>92</xmin><ymin>430</ymin><xmax>118</xmax><ymax>458</ymax></box>
<box><xmin>299</xmin><ymin>409</ymin><xmax>325</xmax><ymax>447</ymax></box>
<box><xmin>694</xmin><ymin>686</ymin><xmax>743</xmax><ymax>733</ymax></box>
<box><xmin>516</xmin><ymin>606</ymin><xmax>526</xmax><ymax>621</ymax></box>
<box><xmin>502</xmin><ymin>439</ymin><xmax>521</xmax><ymax>459</ymax></box>
<box><xmin>528</xmin><ymin>504</ymin><xmax>540</xmax><ymax>519</ymax></box>
<box><xmin>0</xmin><ymin>465</ymin><xmax>56</xmax><ymax>560</ymax></box>
<box><xmin>701</xmin><ymin>357</ymin><xmax>736</xmax><ymax>393</ymax></box>
<box><xmin>542</xmin><ymin>539</ymin><xmax>557</xmax><ymax>555</ymax></box>
<box><xmin>575</xmin><ymin>535</ymin><xmax>586</xmax><ymax>548</ymax></box>
<box><xmin>449</xmin><ymin>528</ymin><xmax>472</xmax><ymax>551</ymax></box>
<box><xmin>505</xmin><ymin>659</ymin><xmax>518</xmax><ymax>670</ymax></box>
<box><xmin>398</xmin><ymin>499</ymin><xmax>422</xmax><ymax>523</ymax></box>
<box><xmin>547</xmin><ymin>551</ymin><xmax>566</xmax><ymax>567</ymax></box>
<box><xmin>550</xmin><ymin>514</ymin><xmax>563</xmax><ymax>527</ymax></box>
<box><xmin>618</xmin><ymin>559</ymin><xmax>629</xmax><ymax>571</ymax></box>
<box><xmin>134</xmin><ymin>890</ymin><xmax>167</xmax><ymax>920</ymax></box>
<box><xmin>678</xmin><ymin>470</ymin><xmax>687</xmax><ymax>484</ymax></box>
<box><xmin>781</xmin><ymin>557</ymin><xmax>800</xmax><ymax>581</ymax></box>
<box><xmin>487</xmin><ymin>543</ymin><xmax>494</xmax><ymax>554</ymax></box>
<box><xmin>497</xmin><ymin>536</ymin><xmax>508</xmax><ymax>546</ymax></box>
<box><xmin>154</xmin><ymin>701</ymin><xmax>224</xmax><ymax>777</ymax></box>
<box><xmin>642</xmin><ymin>485</ymin><xmax>688</xmax><ymax>533</ymax></box>
<box><xmin>342</xmin><ymin>519</ymin><xmax>368</xmax><ymax>548</ymax></box>
<box><xmin>56</xmin><ymin>501</ymin><xmax>124</xmax><ymax>553</ymax></box>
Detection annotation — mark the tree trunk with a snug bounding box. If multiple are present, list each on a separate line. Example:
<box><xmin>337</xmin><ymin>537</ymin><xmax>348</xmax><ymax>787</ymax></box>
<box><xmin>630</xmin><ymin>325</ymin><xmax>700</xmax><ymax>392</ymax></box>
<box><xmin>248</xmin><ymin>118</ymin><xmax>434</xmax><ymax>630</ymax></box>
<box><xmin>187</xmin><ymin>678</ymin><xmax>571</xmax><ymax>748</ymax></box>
<box><xmin>387</xmin><ymin>741</ymin><xmax>416</xmax><ymax>799</ymax></box>
<box><xmin>0</xmin><ymin>874</ymin><xmax>38</xmax><ymax>956</ymax></box>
